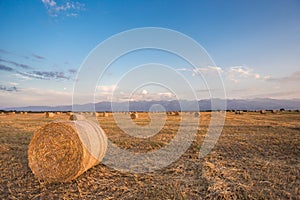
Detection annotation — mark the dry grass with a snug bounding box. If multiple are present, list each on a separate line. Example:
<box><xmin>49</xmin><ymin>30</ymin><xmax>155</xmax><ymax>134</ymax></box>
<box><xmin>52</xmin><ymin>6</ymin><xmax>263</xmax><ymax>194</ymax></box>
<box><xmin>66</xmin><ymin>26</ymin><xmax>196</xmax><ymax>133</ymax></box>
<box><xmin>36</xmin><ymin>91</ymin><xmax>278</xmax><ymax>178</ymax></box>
<box><xmin>0</xmin><ymin>112</ymin><xmax>299</xmax><ymax>199</ymax></box>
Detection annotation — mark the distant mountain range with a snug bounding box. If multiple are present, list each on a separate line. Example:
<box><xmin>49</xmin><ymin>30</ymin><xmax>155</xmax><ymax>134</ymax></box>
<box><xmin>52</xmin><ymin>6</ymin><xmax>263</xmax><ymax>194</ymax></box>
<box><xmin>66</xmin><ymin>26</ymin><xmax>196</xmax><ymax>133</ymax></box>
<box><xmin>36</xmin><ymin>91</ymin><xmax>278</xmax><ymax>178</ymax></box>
<box><xmin>3</xmin><ymin>98</ymin><xmax>300</xmax><ymax>112</ymax></box>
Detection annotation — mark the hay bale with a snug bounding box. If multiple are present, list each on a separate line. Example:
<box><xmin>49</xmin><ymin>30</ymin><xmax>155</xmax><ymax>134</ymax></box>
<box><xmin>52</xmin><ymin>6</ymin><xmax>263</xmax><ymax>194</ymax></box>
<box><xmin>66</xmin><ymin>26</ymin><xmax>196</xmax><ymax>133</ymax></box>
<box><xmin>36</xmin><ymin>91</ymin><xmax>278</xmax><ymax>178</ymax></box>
<box><xmin>24</xmin><ymin>112</ymin><xmax>28</xmax><ymax>115</ymax></box>
<box><xmin>8</xmin><ymin>112</ymin><xmax>15</xmax><ymax>115</ymax></box>
<box><xmin>45</xmin><ymin>112</ymin><xmax>55</xmax><ymax>118</ymax></box>
<box><xmin>260</xmin><ymin>110</ymin><xmax>266</xmax><ymax>114</ymax></box>
<box><xmin>235</xmin><ymin>110</ymin><xmax>243</xmax><ymax>114</ymax></box>
<box><xmin>194</xmin><ymin>112</ymin><xmax>199</xmax><ymax>117</ymax></box>
<box><xmin>66</xmin><ymin>112</ymin><xmax>73</xmax><ymax>116</ymax></box>
<box><xmin>271</xmin><ymin>110</ymin><xmax>278</xmax><ymax>113</ymax></box>
<box><xmin>28</xmin><ymin>121</ymin><xmax>107</xmax><ymax>183</ymax></box>
<box><xmin>100</xmin><ymin>112</ymin><xmax>109</xmax><ymax>117</ymax></box>
<box><xmin>56</xmin><ymin>112</ymin><xmax>61</xmax><ymax>115</ymax></box>
<box><xmin>174</xmin><ymin>111</ymin><xmax>180</xmax><ymax>116</ymax></box>
<box><xmin>69</xmin><ymin>114</ymin><xmax>86</xmax><ymax>121</ymax></box>
<box><xmin>130</xmin><ymin>113</ymin><xmax>138</xmax><ymax>119</ymax></box>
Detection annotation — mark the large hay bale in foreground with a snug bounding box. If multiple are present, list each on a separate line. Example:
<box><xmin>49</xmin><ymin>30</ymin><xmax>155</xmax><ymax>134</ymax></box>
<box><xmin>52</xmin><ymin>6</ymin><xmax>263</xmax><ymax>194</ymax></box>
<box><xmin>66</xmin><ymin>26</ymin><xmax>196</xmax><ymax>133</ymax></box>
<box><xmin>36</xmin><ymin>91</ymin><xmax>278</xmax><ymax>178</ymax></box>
<box><xmin>28</xmin><ymin>121</ymin><xmax>107</xmax><ymax>183</ymax></box>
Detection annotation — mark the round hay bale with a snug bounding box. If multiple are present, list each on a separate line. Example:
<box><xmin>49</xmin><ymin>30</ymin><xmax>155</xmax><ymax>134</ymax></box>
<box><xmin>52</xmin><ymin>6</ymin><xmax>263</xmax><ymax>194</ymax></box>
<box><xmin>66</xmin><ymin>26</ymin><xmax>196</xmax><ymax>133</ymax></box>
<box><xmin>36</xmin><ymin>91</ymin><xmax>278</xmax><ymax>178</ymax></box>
<box><xmin>45</xmin><ymin>112</ymin><xmax>55</xmax><ymax>118</ymax></box>
<box><xmin>235</xmin><ymin>110</ymin><xmax>243</xmax><ymax>114</ymax></box>
<box><xmin>24</xmin><ymin>112</ymin><xmax>28</xmax><ymax>115</ymax></box>
<box><xmin>28</xmin><ymin>121</ymin><xmax>107</xmax><ymax>183</ymax></box>
<box><xmin>194</xmin><ymin>112</ymin><xmax>199</xmax><ymax>117</ymax></box>
<box><xmin>130</xmin><ymin>113</ymin><xmax>138</xmax><ymax>119</ymax></box>
<box><xmin>8</xmin><ymin>112</ymin><xmax>15</xmax><ymax>115</ymax></box>
<box><xmin>100</xmin><ymin>112</ymin><xmax>109</xmax><ymax>117</ymax></box>
<box><xmin>174</xmin><ymin>111</ymin><xmax>180</xmax><ymax>116</ymax></box>
<box><xmin>260</xmin><ymin>110</ymin><xmax>266</xmax><ymax>114</ymax></box>
<box><xmin>271</xmin><ymin>110</ymin><xmax>278</xmax><ymax>113</ymax></box>
<box><xmin>66</xmin><ymin>112</ymin><xmax>73</xmax><ymax>116</ymax></box>
<box><xmin>56</xmin><ymin>112</ymin><xmax>61</xmax><ymax>115</ymax></box>
<box><xmin>69</xmin><ymin>114</ymin><xmax>86</xmax><ymax>121</ymax></box>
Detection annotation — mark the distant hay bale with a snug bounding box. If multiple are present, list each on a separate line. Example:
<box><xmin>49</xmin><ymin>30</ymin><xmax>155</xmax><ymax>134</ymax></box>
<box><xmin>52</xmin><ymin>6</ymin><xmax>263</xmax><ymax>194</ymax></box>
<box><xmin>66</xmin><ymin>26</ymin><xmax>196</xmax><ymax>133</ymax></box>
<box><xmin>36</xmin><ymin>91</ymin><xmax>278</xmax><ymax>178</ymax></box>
<box><xmin>66</xmin><ymin>112</ymin><xmax>73</xmax><ymax>116</ymax></box>
<box><xmin>100</xmin><ymin>112</ymin><xmax>109</xmax><ymax>117</ymax></box>
<box><xmin>69</xmin><ymin>114</ymin><xmax>86</xmax><ymax>121</ymax></box>
<box><xmin>24</xmin><ymin>112</ymin><xmax>28</xmax><ymax>115</ymax></box>
<box><xmin>20</xmin><ymin>112</ymin><xmax>24</xmax><ymax>114</ymax></box>
<box><xmin>271</xmin><ymin>110</ymin><xmax>278</xmax><ymax>113</ymax></box>
<box><xmin>130</xmin><ymin>113</ymin><xmax>138</xmax><ymax>119</ymax></box>
<box><xmin>8</xmin><ymin>112</ymin><xmax>15</xmax><ymax>115</ymax></box>
<box><xmin>174</xmin><ymin>111</ymin><xmax>180</xmax><ymax>116</ymax></box>
<box><xmin>28</xmin><ymin>121</ymin><xmax>107</xmax><ymax>183</ymax></box>
<box><xmin>194</xmin><ymin>112</ymin><xmax>199</xmax><ymax>117</ymax></box>
<box><xmin>235</xmin><ymin>110</ymin><xmax>243</xmax><ymax>114</ymax></box>
<box><xmin>260</xmin><ymin>110</ymin><xmax>266</xmax><ymax>114</ymax></box>
<box><xmin>0</xmin><ymin>112</ymin><xmax>4</xmax><ymax>115</ymax></box>
<box><xmin>56</xmin><ymin>112</ymin><xmax>61</xmax><ymax>115</ymax></box>
<box><xmin>45</xmin><ymin>112</ymin><xmax>55</xmax><ymax>118</ymax></box>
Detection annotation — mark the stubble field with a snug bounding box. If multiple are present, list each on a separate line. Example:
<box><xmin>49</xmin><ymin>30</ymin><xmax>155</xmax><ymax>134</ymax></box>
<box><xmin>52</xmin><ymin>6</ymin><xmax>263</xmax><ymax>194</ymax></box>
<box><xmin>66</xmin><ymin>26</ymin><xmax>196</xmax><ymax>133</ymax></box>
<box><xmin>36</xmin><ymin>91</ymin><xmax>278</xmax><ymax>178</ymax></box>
<box><xmin>0</xmin><ymin>111</ymin><xmax>299</xmax><ymax>199</ymax></box>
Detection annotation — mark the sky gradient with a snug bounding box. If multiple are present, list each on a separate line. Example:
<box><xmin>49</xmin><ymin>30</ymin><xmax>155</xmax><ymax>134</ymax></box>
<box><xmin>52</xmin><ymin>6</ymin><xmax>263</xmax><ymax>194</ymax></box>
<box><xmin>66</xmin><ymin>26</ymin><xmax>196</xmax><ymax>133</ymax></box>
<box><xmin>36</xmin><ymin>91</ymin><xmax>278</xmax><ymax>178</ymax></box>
<box><xmin>0</xmin><ymin>0</ymin><xmax>300</xmax><ymax>108</ymax></box>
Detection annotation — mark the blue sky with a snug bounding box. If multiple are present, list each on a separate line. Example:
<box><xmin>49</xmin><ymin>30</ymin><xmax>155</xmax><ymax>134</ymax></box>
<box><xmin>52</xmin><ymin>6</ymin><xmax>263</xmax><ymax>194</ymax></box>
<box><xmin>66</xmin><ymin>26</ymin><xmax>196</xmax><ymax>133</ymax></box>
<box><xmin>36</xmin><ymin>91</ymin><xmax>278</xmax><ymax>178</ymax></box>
<box><xmin>0</xmin><ymin>0</ymin><xmax>299</xmax><ymax>108</ymax></box>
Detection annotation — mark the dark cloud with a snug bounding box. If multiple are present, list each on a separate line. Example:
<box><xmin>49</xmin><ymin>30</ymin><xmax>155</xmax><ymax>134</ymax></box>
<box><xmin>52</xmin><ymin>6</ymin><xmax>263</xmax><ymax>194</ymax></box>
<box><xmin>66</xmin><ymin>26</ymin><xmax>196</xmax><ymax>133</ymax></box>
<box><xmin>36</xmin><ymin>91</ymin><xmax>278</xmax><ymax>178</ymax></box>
<box><xmin>0</xmin><ymin>85</ymin><xmax>18</xmax><ymax>92</ymax></box>
<box><xmin>68</xmin><ymin>69</ymin><xmax>77</xmax><ymax>74</ymax></box>
<box><xmin>32</xmin><ymin>70</ymin><xmax>70</xmax><ymax>80</ymax></box>
<box><xmin>267</xmin><ymin>71</ymin><xmax>300</xmax><ymax>83</ymax></box>
<box><xmin>0</xmin><ymin>58</ymin><xmax>32</xmax><ymax>69</ymax></box>
<box><xmin>32</xmin><ymin>54</ymin><xmax>45</xmax><ymax>60</ymax></box>
<box><xmin>0</xmin><ymin>64</ymin><xmax>14</xmax><ymax>72</ymax></box>
<box><xmin>0</xmin><ymin>49</ymin><xmax>11</xmax><ymax>54</ymax></box>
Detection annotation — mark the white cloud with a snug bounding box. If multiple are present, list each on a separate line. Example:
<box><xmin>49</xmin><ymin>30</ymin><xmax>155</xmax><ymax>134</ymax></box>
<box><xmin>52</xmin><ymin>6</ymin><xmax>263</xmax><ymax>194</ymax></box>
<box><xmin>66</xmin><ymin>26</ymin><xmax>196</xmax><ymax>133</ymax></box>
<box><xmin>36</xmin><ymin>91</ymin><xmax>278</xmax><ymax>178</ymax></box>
<box><xmin>177</xmin><ymin>66</ymin><xmax>223</xmax><ymax>76</ymax></box>
<box><xmin>96</xmin><ymin>85</ymin><xmax>117</xmax><ymax>93</ymax></box>
<box><xmin>192</xmin><ymin>66</ymin><xmax>223</xmax><ymax>76</ymax></box>
<box><xmin>225</xmin><ymin>66</ymin><xmax>264</xmax><ymax>82</ymax></box>
<box><xmin>41</xmin><ymin>0</ymin><xmax>85</xmax><ymax>17</ymax></box>
<box><xmin>141</xmin><ymin>89</ymin><xmax>148</xmax><ymax>95</ymax></box>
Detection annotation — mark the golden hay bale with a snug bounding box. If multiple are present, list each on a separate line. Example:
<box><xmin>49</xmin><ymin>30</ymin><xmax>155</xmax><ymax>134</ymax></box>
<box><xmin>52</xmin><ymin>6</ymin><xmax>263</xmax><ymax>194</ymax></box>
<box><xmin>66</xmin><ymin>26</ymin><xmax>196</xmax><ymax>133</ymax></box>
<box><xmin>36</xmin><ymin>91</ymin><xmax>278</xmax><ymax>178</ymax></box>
<box><xmin>8</xmin><ymin>112</ymin><xmax>15</xmax><ymax>115</ymax></box>
<box><xmin>24</xmin><ymin>112</ymin><xmax>28</xmax><ymax>115</ymax></box>
<box><xmin>45</xmin><ymin>112</ymin><xmax>55</xmax><ymax>118</ymax></box>
<box><xmin>66</xmin><ymin>112</ymin><xmax>73</xmax><ymax>116</ymax></box>
<box><xmin>235</xmin><ymin>110</ymin><xmax>243</xmax><ymax>114</ymax></box>
<box><xmin>28</xmin><ymin>121</ymin><xmax>107</xmax><ymax>183</ymax></box>
<box><xmin>100</xmin><ymin>112</ymin><xmax>109</xmax><ymax>117</ymax></box>
<box><xmin>174</xmin><ymin>111</ymin><xmax>180</xmax><ymax>116</ymax></box>
<box><xmin>130</xmin><ymin>113</ymin><xmax>138</xmax><ymax>119</ymax></box>
<box><xmin>69</xmin><ymin>114</ymin><xmax>86</xmax><ymax>121</ymax></box>
<box><xmin>56</xmin><ymin>112</ymin><xmax>61</xmax><ymax>115</ymax></box>
<box><xmin>194</xmin><ymin>112</ymin><xmax>200</xmax><ymax>117</ymax></box>
<box><xmin>260</xmin><ymin>110</ymin><xmax>266</xmax><ymax>114</ymax></box>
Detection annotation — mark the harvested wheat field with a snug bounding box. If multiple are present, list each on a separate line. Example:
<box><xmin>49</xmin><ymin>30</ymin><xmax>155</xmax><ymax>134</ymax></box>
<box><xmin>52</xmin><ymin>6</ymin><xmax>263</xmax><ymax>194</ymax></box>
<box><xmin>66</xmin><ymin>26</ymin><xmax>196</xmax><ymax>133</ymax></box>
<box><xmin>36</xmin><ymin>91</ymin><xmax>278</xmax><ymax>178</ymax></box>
<box><xmin>0</xmin><ymin>112</ymin><xmax>299</xmax><ymax>199</ymax></box>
